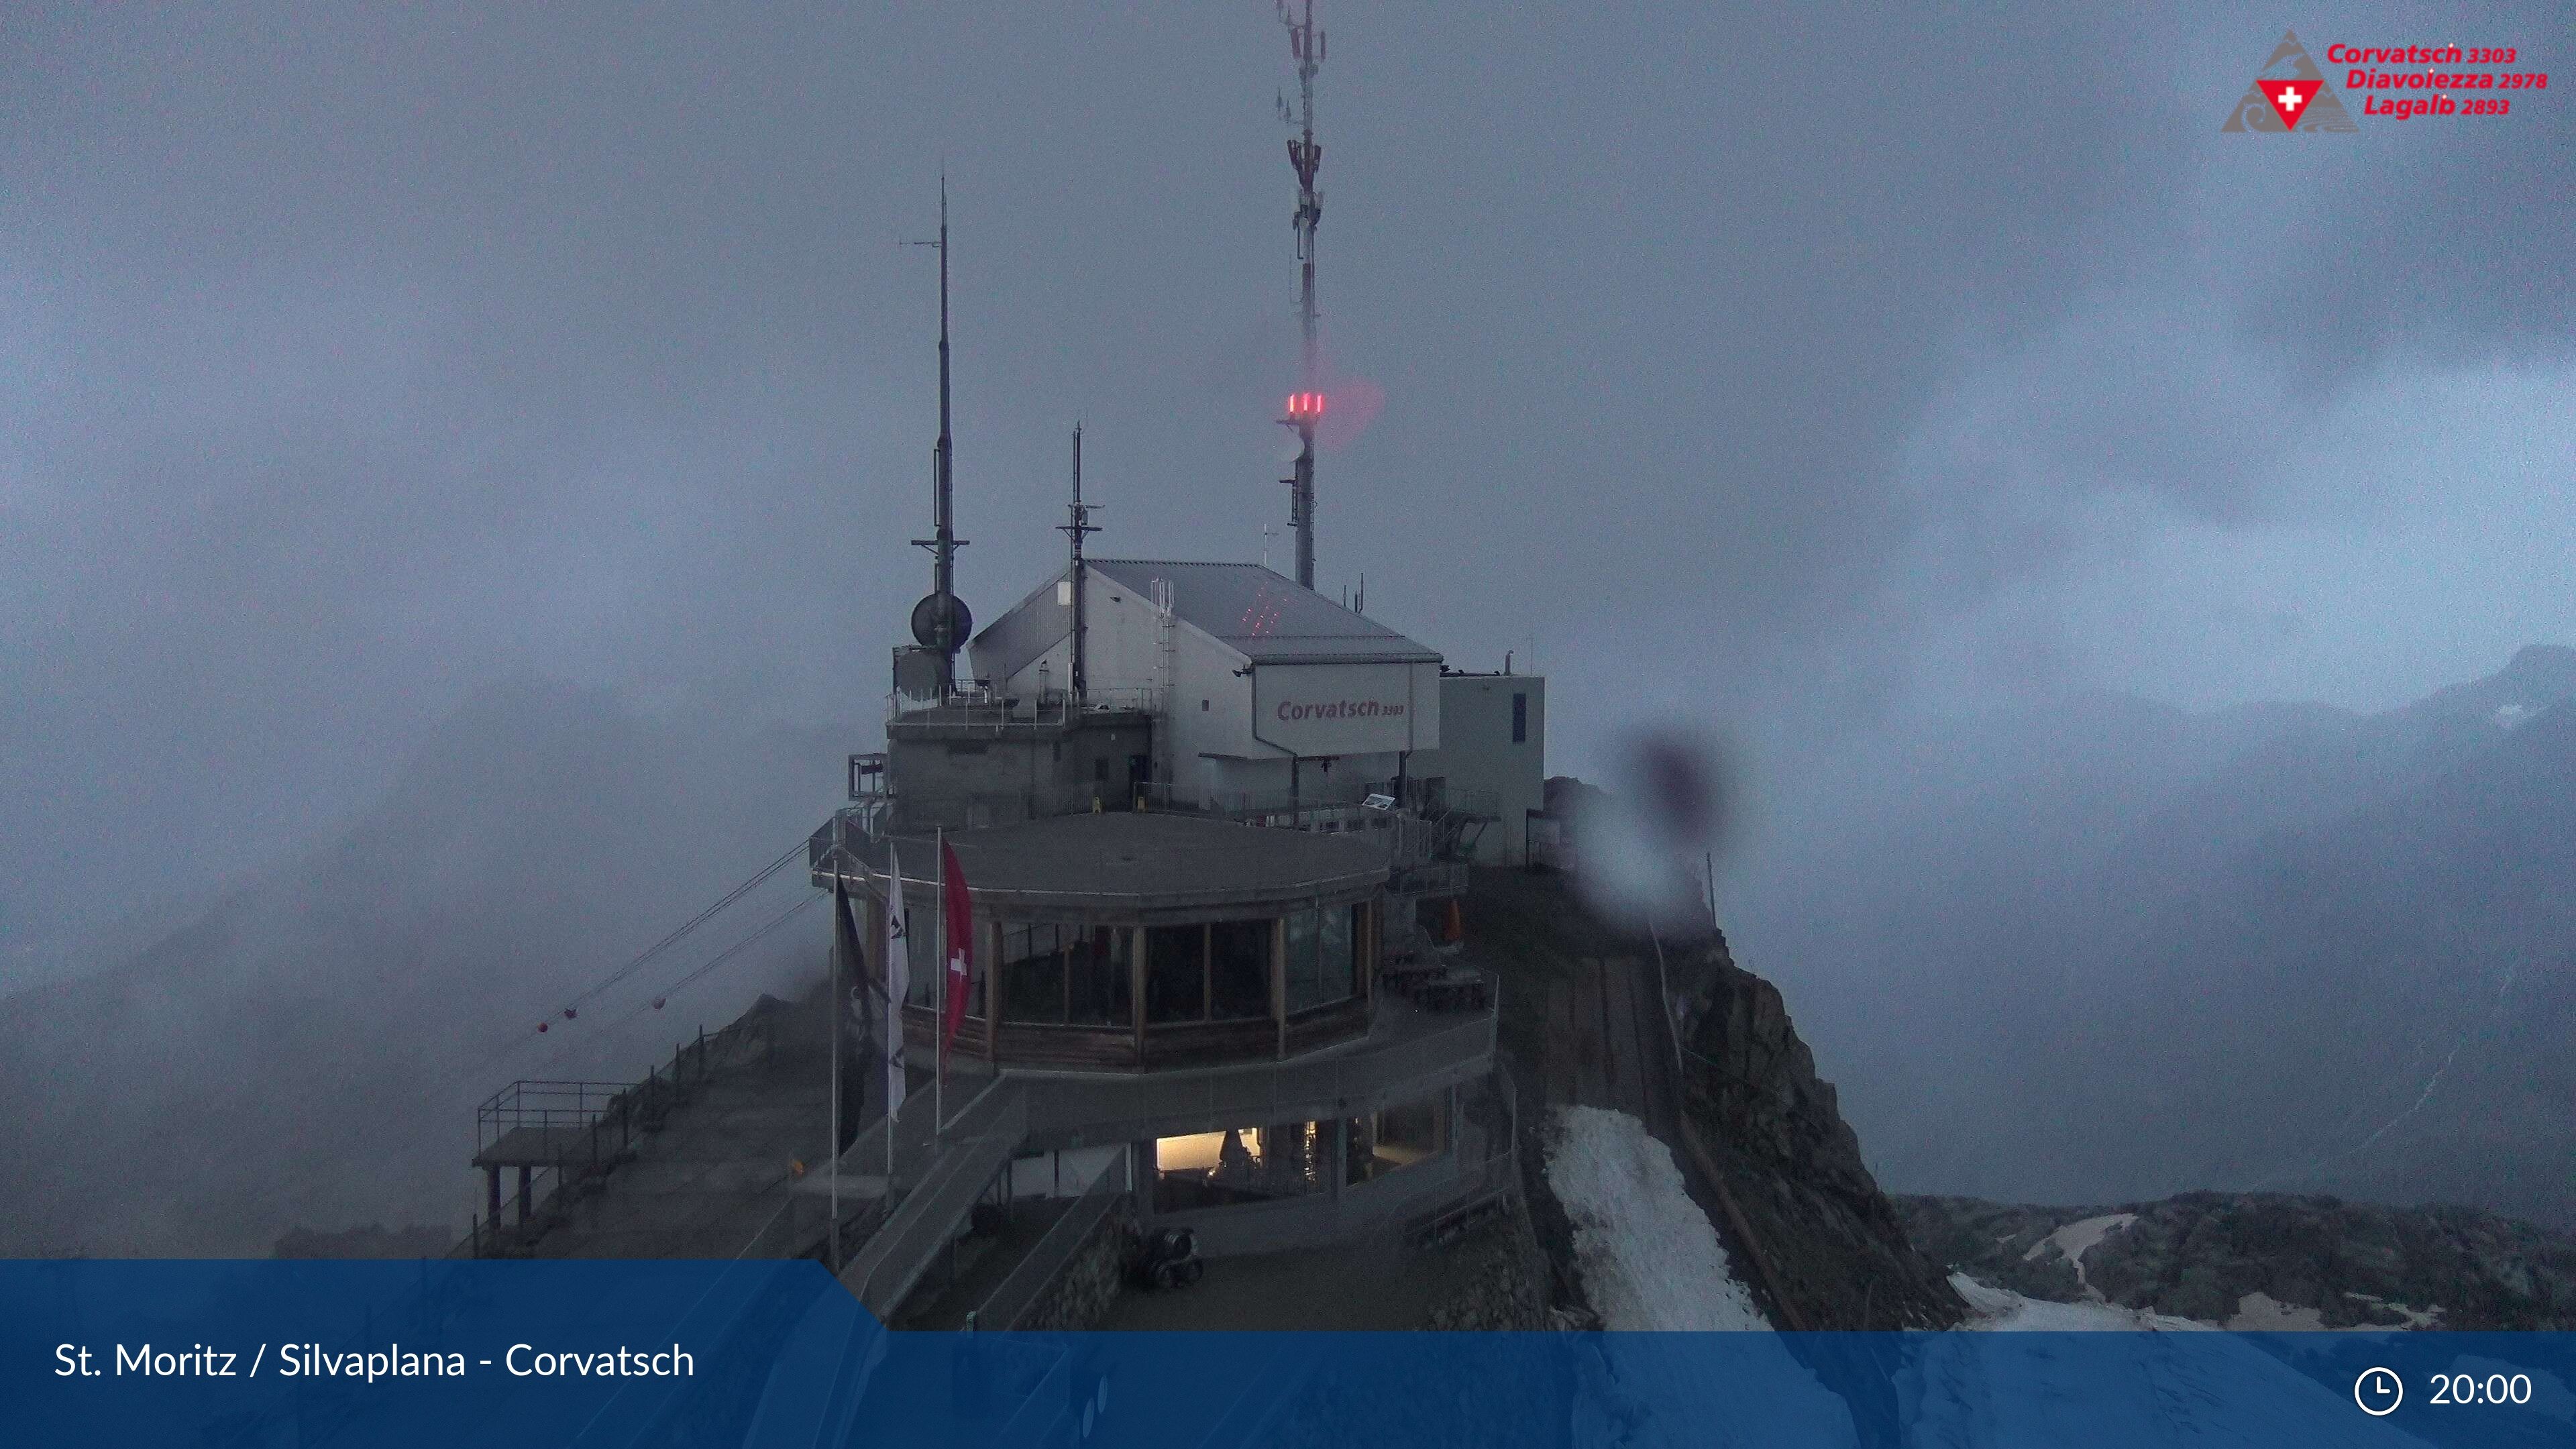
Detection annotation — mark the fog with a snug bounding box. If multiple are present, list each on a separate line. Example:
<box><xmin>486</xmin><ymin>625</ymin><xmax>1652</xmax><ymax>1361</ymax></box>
<box><xmin>5</xmin><ymin>3</ymin><xmax>2572</xmax><ymax>1247</ymax></box>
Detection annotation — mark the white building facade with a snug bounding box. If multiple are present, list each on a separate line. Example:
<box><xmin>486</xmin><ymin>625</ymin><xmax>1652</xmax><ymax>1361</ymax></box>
<box><xmin>969</xmin><ymin>559</ymin><xmax>1444</xmax><ymax>808</ymax></box>
<box><xmin>1409</xmin><ymin>672</ymin><xmax>1548</xmax><ymax>865</ymax></box>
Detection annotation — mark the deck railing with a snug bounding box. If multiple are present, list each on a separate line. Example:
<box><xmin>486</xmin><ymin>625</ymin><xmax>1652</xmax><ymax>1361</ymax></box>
<box><xmin>973</xmin><ymin>1146</ymin><xmax>1132</xmax><ymax>1331</ymax></box>
<box><xmin>1018</xmin><ymin>974</ymin><xmax>1498</xmax><ymax>1148</ymax></box>
<box><xmin>464</xmin><ymin>1018</ymin><xmax>769</xmax><ymax>1257</ymax></box>
<box><xmin>841</xmin><ymin>1090</ymin><xmax>1032</xmax><ymax>1318</ymax></box>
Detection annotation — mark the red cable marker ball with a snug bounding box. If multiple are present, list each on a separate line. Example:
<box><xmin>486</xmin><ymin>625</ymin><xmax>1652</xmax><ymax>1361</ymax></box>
<box><xmin>653</xmin><ymin>998</ymin><xmax>666</xmax><ymax>1010</ymax></box>
<box><xmin>537</xmin><ymin>1022</ymin><xmax>549</xmax><ymax>1033</ymax></box>
<box><xmin>563</xmin><ymin>1008</ymin><xmax>577</xmax><ymax>1020</ymax></box>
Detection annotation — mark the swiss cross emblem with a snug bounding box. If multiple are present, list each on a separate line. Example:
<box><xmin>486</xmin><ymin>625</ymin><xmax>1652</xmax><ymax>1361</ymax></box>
<box><xmin>2263</xmin><ymin>79</ymin><xmax>2322</xmax><ymax>129</ymax></box>
<box><xmin>2221</xmin><ymin>31</ymin><xmax>2357</xmax><ymax>133</ymax></box>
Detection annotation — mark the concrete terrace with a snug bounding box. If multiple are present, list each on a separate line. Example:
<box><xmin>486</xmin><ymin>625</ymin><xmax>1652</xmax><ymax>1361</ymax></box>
<box><xmin>481</xmin><ymin>949</ymin><xmax>1501</xmax><ymax>1332</ymax></box>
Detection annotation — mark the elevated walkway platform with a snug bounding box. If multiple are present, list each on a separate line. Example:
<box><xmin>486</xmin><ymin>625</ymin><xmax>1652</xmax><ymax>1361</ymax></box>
<box><xmin>473</xmin><ymin>1126</ymin><xmax>602</xmax><ymax>1169</ymax></box>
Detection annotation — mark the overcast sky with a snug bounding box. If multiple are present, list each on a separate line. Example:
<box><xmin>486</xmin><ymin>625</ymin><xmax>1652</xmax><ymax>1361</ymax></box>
<box><xmin>5</xmin><ymin>1</ymin><xmax>2571</xmax><ymax>975</ymax></box>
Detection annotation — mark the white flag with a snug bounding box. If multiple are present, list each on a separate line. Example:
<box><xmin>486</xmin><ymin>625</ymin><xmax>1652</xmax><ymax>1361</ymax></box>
<box><xmin>882</xmin><ymin>843</ymin><xmax>908</xmax><ymax>1118</ymax></box>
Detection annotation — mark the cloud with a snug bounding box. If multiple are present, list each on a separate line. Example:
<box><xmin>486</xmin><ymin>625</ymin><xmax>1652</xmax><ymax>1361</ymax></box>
<box><xmin>2</xmin><ymin>0</ymin><xmax>2569</xmax><ymax>969</ymax></box>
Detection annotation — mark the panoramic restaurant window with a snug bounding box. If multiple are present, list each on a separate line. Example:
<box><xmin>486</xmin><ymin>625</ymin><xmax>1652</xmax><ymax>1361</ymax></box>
<box><xmin>998</xmin><ymin>923</ymin><xmax>1132</xmax><ymax>1026</ymax></box>
<box><xmin>1142</xmin><ymin>918</ymin><xmax>1285</xmax><ymax>1022</ymax></box>
<box><xmin>1284</xmin><ymin>904</ymin><xmax>1359</xmax><ymax>1013</ymax></box>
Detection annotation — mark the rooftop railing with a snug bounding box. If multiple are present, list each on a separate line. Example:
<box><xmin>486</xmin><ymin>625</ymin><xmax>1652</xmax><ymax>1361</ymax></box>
<box><xmin>887</xmin><ymin>684</ymin><xmax>1159</xmax><ymax>729</ymax></box>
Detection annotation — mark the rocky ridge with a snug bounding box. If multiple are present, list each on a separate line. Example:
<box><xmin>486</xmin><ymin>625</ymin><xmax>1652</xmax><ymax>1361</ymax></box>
<box><xmin>1900</xmin><ymin>1191</ymin><xmax>2576</xmax><ymax>1330</ymax></box>
<box><xmin>1664</xmin><ymin>928</ymin><xmax>1967</xmax><ymax>1330</ymax></box>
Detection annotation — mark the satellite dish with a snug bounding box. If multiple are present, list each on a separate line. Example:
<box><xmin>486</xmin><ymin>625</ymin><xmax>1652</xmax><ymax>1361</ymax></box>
<box><xmin>910</xmin><ymin>592</ymin><xmax>974</xmax><ymax>650</ymax></box>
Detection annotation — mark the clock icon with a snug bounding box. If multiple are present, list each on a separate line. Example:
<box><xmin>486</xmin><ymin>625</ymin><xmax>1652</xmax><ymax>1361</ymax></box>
<box><xmin>2355</xmin><ymin>1366</ymin><xmax>2404</xmax><ymax>1417</ymax></box>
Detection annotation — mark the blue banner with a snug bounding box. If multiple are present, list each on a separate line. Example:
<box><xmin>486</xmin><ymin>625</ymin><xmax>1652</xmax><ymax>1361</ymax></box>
<box><xmin>4</xmin><ymin>1261</ymin><xmax>2571</xmax><ymax>1447</ymax></box>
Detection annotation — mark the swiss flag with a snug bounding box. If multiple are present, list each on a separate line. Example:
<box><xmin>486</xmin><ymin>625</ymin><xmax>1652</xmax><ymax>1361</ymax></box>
<box><xmin>939</xmin><ymin>838</ymin><xmax>973</xmax><ymax>1061</ymax></box>
<box><xmin>2263</xmin><ymin>79</ymin><xmax>2322</xmax><ymax>131</ymax></box>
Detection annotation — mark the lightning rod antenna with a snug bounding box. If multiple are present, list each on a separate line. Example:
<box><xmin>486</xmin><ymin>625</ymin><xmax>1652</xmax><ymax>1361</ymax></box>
<box><xmin>1059</xmin><ymin>423</ymin><xmax>1099</xmax><ymax>706</ymax></box>
<box><xmin>908</xmin><ymin>172</ymin><xmax>969</xmax><ymax>692</ymax></box>
<box><xmin>1277</xmin><ymin>0</ymin><xmax>1324</xmax><ymax>590</ymax></box>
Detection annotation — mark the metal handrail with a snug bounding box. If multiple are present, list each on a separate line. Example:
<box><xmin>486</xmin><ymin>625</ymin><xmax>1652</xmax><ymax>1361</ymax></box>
<box><xmin>475</xmin><ymin>1080</ymin><xmax>626</xmax><ymax>1144</ymax></box>
<box><xmin>1018</xmin><ymin>974</ymin><xmax>1499</xmax><ymax>1148</ymax></box>
<box><xmin>973</xmin><ymin>1146</ymin><xmax>1130</xmax><ymax>1331</ymax></box>
<box><xmin>1389</xmin><ymin>861</ymin><xmax>1470</xmax><ymax>897</ymax></box>
<box><xmin>468</xmin><ymin>1018</ymin><xmax>767</xmax><ymax>1256</ymax></box>
<box><xmin>885</xmin><ymin>686</ymin><xmax>1155</xmax><ymax>731</ymax></box>
<box><xmin>845</xmin><ymin>1091</ymin><xmax>1032</xmax><ymax>1318</ymax></box>
<box><xmin>747</xmin><ymin>1075</ymin><xmax>1012</xmax><ymax>1265</ymax></box>
<box><xmin>1135</xmin><ymin>784</ymin><xmax>1397</xmax><ymax>822</ymax></box>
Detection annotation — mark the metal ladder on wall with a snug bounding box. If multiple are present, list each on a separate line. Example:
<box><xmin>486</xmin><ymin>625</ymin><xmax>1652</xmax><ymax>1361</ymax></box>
<box><xmin>1150</xmin><ymin>578</ymin><xmax>1177</xmax><ymax>794</ymax></box>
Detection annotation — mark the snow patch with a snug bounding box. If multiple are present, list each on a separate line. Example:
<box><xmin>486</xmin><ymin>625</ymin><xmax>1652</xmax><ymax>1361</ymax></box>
<box><xmin>1544</xmin><ymin>1105</ymin><xmax>1768</xmax><ymax>1331</ymax></box>
<box><xmin>2227</xmin><ymin>1291</ymin><xmax>2328</xmax><ymax>1331</ymax></box>
<box><xmin>1953</xmin><ymin>1273</ymin><xmax>2209</xmax><ymax>1332</ymax></box>
<box><xmin>2345</xmin><ymin>1292</ymin><xmax>2443</xmax><ymax>1330</ymax></box>
<box><xmin>2019</xmin><ymin>1212</ymin><xmax>2135</xmax><ymax>1299</ymax></box>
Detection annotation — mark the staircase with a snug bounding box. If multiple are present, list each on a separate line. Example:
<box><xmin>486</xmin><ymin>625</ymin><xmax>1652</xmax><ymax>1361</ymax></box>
<box><xmin>830</xmin><ymin>1085</ymin><xmax>1030</xmax><ymax>1320</ymax></box>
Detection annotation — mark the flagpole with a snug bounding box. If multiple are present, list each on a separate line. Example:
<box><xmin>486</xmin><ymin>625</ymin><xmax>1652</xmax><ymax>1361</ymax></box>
<box><xmin>885</xmin><ymin>858</ymin><xmax>899</xmax><ymax>1182</ymax></box>
<box><xmin>827</xmin><ymin>868</ymin><xmax>844</xmax><ymax>1272</ymax></box>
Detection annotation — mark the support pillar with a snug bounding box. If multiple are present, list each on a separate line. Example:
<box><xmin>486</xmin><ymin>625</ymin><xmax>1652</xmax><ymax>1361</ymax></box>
<box><xmin>1130</xmin><ymin>924</ymin><xmax>1148</xmax><ymax>1069</ymax></box>
<box><xmin>1362</xmin><ymin>899</ymin><xmax>1378</xmax><ymax>1004</ymax></box>
<box><xmin>485</xmin><ymin>1165</ymin><xmax>500</xmax><ymax>1228</ymax></box>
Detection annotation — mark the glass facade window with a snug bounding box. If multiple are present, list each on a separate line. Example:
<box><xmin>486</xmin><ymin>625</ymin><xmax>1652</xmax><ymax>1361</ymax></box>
<box><xmin>1000</xmin><ymin>923</ymin><xmax>1061</xmax><ymax>1024</ymax></box>
<box><xmin>902</xmin><ymin>907</ymin><xmax>935</xmax><ymax>1008</ymax></box>
<box><xmin>1209</xmin><ymin>920</ymin><xmax>1272</xmax><ymax>1020</ymax></box>
<box><xmin>1153</xmin><ymin>1122</ymin><xmax>1328</xmax><ymax>1212</ymax></box>
<box><xmin>1067</xmin><ymin>927</ymin><xmax>1131</xmax><ymax>1026</ymax></box>
<box><xmin>895</xmin><ymin>899</ymin><xmax>1367</xmax><ymax>1044</ymax></box>
<box><xmin>1145</xmin><ymin>925</ymin><xmax>1205</xmax><ymax>1023</ymax></box>
<box><xmin>999</xmin><ymin>924</ymin><xmax>1134</xmax><ymax>1026</ymax></box>
<box><xmin>1285</xmin><ymin>905</ymin><xmax>1360</xmax><ymax>1014</ymax></box>
<box><xmin>1284</xmin><ymin>907</ymin><xmax>1320</xmax><ymax>1012</ymax></box>
<box><xmin>1332</xmin><ymin>903</ymin><xmax>1358</xmax><ymax>1000</ymax></box>
<box><xmin>1347</xmin><ymin>1091</ymin><xmax>1450</xmax><ymax>1185</ymax></box>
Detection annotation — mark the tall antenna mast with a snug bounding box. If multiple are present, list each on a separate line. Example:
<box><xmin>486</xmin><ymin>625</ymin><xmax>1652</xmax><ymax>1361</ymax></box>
<box><xmin>1058</xmin><ymin>423</ymin><xmax>1099</xmax><ymax>705</ymax></box>
<box><xmin>1277</xmin><ymin>0</ymin><xmax>1325</xmax><ymax>590</ymax></box>
<box><xmin>908</xmin><ymin>174</ymin><xmax>969</xmax><ymax>692</ymax></box>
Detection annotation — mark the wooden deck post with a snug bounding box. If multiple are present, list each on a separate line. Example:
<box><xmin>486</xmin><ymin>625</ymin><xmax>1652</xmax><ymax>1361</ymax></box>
<box><xmin>987</xmin><ymin>916</ymin><xmax>1002</xmax><ymax>1064</ymax></box>
<box><xmin>1130</xmin><ymin>925</ymin><xmax>1148</xmax><ymax>1069</ymax></box>
<box><xmin>1272</xmin><ymin>916</ymin><xmax>1288</xmax><ymax>1059</ymax></box>
<box><xmin>1363</xmin><ymin>900</ymin><xmax>1378</xmax><ymax>1004</ymax></box>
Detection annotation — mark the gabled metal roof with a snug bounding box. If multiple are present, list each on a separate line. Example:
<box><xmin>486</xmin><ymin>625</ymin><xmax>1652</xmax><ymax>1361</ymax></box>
<box><xmin>967</xmin><ymin>568</ymin><xmax>1075</xmax><ymax>687</ymax></box>
<box><xmin>1085</xmin><ymin>559</ymin><xmax>1440</xmax><ymax>666</ymax></box>
<box><xmin>969</xmin><ymin>559</ymin><xmax>1440</xmax><ymax>682</ymax></box>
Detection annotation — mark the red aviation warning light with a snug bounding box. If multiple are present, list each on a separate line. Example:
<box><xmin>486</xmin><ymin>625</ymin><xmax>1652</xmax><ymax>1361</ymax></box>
<box><xmin>1285</xmin><ymin>391</ymin><xmax>1327</xmax><ymax>423</ymax></box>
